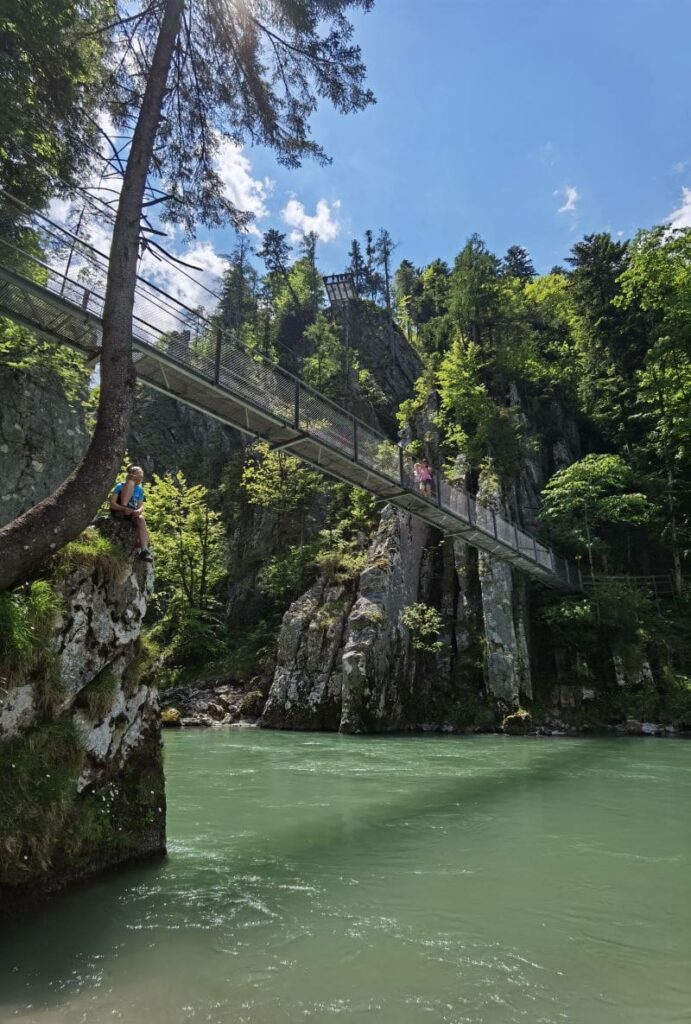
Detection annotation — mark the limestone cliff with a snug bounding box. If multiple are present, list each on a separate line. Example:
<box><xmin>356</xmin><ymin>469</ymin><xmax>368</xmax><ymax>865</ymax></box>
<box><xmin>0</xmin><ymin>519</ymin><xmax>165</xmax><ymax>917</ymax></box>
<box><xmin>0</xmin><ymin>364</ymin><xmax>88</xmax><ymax>526</ymax></box>
<box><xmin>262</xmin><ymin>507</ymin><xmax>461</xmax><ymax>733</ymax></box>
<box><xmin>260</xmin><ymin>389</ymin><xmax>587</xmax><ymax>733</ymax></box>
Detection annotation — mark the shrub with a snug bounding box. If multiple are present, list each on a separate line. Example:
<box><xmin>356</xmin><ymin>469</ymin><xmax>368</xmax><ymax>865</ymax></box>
<box><xmin>400</xmin><ymin>603</ymin><xmax>445</xmax><ymax>653</ymax></box>
<box><xmin>315</xmin><ymin>547</ymin><xmax>368</xmax><ymax>584</ymax></box>
<box><xmin>258</xmin><ymin>540</ymin><xmax>321</xmax><ymax>602</ymax></box>
<box><xmin>0</xmin><ymin>580</ymin><xmax>62</xmax><ymax>701</ymax></box>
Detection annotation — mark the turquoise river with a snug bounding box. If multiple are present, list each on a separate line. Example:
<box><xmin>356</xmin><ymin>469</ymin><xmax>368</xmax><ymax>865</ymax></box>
<box><xmin>1</xmin><ymin>732</ymin><xmax>690</xmax><ymax>1023</ymax></box>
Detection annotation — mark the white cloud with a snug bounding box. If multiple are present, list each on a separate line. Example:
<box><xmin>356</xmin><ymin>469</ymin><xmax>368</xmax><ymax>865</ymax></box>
<box><xmin>554</xmin><ymin>185</ymin><xmax>579</xmax><ymax>214</ymax></box>
<box><xmin>667</xmin><ymin>186</ymin><xmax>691</xmax><ymax>230</ymax></box>
<box><xmin>140</xmin><ymin>241</ymin><xmax>226</xmax><ymax>321</ymax></box>
<box><xmin>281</xmin><ymin>197</ymin><xmax>341</xmax><ymax>243</ymax></box>
<box><xmin>215</xmin><ymin>139</ymin><xmax>274</xmax><ymax>234</ymax></box>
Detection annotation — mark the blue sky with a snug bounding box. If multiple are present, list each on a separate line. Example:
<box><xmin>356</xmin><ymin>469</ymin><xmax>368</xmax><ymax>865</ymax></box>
<box><xmin>129</xmin><ymin>0</ymin><xmax>691</xmax><ymax>306</ymax></box>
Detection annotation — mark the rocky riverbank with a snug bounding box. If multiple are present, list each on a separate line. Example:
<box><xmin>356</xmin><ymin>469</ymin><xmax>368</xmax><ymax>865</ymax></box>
<box><xmin>160</xmin><ymin>679</ymin><xmax>266</xmax><ymax>728</ymax></box>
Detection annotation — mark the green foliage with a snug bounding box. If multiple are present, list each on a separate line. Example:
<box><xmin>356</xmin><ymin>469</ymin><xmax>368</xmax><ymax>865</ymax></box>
<box><xmin>660</xmin><ymin>671</ymin><xmax>691</xmax><ymax>726</ymax></box>
<box><xmin>539</xmin><ymin>582</ymin><xmax>654</xmax><ymax>681</ymax></box>
<box><xmin>0</xmin><ymin>0</ymin><xmax>112</xmax><ymax>207</ymax></box>
<box><xmin>315</xmin><ymin>546</ymin><xmax>368</xmax><ymax>585</ymax></box>
<box><xmin>224</xmin><ymin>618</ymin><xmax>281</xmax><ymax>681</ymax></box>
<box><xmin>144</xmin><ymin>472</ymin><xmax>228</xmax><ymax>668</ymax></box>
<box><xmin>540</xmin><ymin>454</ymin><xmax>653</xmax><ymax>567</ymax></box>
<box><xmin>312</xmin><ymin>599</ymin><xmax>348</xmax><ymax>631</ymax></box>
<box><xmin>302</xmin><ymin>314</ymin><xmax>346</xmax><ymax>395</ymax></box>
<box><xmin>0</xmin><ymin>580</ymin><xmax>62</xmax><ymax>693</ymax></box>
<box><xmin>436</xmin><ymin>336</ymin><xmax>522</xmax><ymax>479</ymax></box>
<box><xmin>258</xmin><ymin>540</ymin><xmax>322</xmax><ymax>602</ymax></box>
<box><xmin>400</xmin><ymin>603</ymin><xmax>445</xmax><ymax>653</ymax></box>
<box><xmin>448</xmin><ymin>690</ymin><xmax>497</xmax><ymax>730</ymax></box>
<box><xmin>241</xmin><ymin>442</ymin><xmax>325</xmax><ymax>538</ymax></box>
<box><xmin>0</xmin><ymin>718</ymin><xmax>163</xmax><ymax>886</ymax></box>
<box><xmin>313</xmin><ymin>487</ymin><xmax>379</xmax><ymax>585</ymax></box>
<box><xmin>121</xmin><ymin>635</ymin><xmax>155</xmax><ymax>696</ymax></box>
<box><xmin>146</xmin><ymin>472</ymin><xmax>227</xmax><ymax>611</ymax></box>
<box><xmin>0</xmin><ymin>317</ymin><xmax>90</xmax><ymax>404</ymax></box>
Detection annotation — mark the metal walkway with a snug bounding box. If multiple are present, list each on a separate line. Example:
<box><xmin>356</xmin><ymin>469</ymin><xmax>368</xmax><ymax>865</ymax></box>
<box><xmin>0</xmin><ymin>204</ymin><xmax>581</xmax><ymax>592</ymax></box>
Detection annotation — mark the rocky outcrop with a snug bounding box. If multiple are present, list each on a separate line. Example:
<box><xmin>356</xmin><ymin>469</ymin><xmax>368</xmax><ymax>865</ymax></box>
<box><xmin>349</xmin><ymin>305</ymin><xmax>423</xmax><ymax>433</ymax></box>
<box><xmin>262</xmin><ymin>577</ymin><xmax>355</xmax><ymax>730</ymax></box>
<box><xmin>262</xmin><ymin>507</ymin><xmax>455</xmax><ymax>733</ymax></box>
<box><xmin>475</xmin><ymin>472</ymin><xmax>532</xmax><ymax>704</ymax></box>
<box><xmin>340</xmin><ymin>508</ymin><xmax>432</xmax><ymax>732</ymax></box>
<box><xmin>0</xmin><ymin>364</ymin><xmax>88</xmax><ymax>526</ymax></box>
<box><xmin>0</xmin><ymin>519</ymin><xmax>165</xmax><ymax>917</ymax></box>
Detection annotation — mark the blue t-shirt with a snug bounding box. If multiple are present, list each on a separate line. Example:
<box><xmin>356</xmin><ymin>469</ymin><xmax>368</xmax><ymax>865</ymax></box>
<box><xmin>114</xmin><ymin>481</ymin><xmax>145</xmax><ymax>509</ymax></box>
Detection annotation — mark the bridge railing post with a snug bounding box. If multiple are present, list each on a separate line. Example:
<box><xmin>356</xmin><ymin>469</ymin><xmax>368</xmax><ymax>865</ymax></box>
<box><xmin>294</xmin><ymin>381</ymin><xmax>300</xmax><ymax>430</ymax></box>
<box><xmin>399</xmin><ymin>444</ymin><xmax>405</xmax><ymax>489</ymax></box>
<box><xmin>353</xmin><ymin>418</ymin><xmax>358</xmax><ymax>462</ymax></box>
<box><xmin>491</xmin><ymin>509</ymin><xmax>498</xmax><ymax>539</ymax></box>
<box><xmin>214</xmin><ymin>327</ymin><xmax>222</xmax><ymax>385</ymax></box>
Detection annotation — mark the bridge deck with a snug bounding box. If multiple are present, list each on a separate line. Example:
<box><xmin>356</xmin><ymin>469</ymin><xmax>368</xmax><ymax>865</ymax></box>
<box><xmin>0</xmin><ymin>239</ymin><xmax>582</xmax><ymax>593</ymax></box>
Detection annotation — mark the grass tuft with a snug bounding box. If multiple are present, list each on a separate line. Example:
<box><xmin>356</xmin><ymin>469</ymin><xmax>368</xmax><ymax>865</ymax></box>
<box><xmin>0</xmin><ymin>581</ymin><xmax>62</xmax><ymax>699</ymax></box>
<box><xmin>55</xmin><ymin>528</ymin><xmax>129</xmax><ymax>585</ymax></box>
<box><xmin>77</xmin><ymin>669</ymin><xmax>119</xmax><ymax>721</ymax></box>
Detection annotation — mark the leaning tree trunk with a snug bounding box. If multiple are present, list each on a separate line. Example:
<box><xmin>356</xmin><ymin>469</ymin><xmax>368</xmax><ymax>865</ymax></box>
<box><xmin>0</xmin><ymin>0</ymin><xmax>184</xmax><ymax>592</ymax></box>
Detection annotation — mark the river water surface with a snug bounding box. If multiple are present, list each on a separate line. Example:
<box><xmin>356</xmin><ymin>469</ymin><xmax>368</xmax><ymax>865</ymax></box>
<box><xmin>1</xmin><ymin>732</ymin><xmax>689</xmax><ymax>1023</ymax></box>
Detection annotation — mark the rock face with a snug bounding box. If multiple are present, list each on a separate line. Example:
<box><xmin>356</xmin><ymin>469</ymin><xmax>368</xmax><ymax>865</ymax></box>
<box><xmin>262</xmin><ymin>577</ymin><xmax>355</xmax><ymax>730</ymax></box>
<box><xmin>340</xmin><ymin>508</ymin><xmax>432</xmax><ymax>732</ymax></box>
<box><xmin>262</xmin><ymin>507</ymin><xmax>456</xmax><ymax>733</ymax></box>
<box><xmin>0</xmin><ymin>519</ymin><xmax>165</xmax><ymax>917</ymax></box>
<box><xmin>0</xmin><ymin>364</ymin><xmax>88</xmax><ymax>526</ymax></box>
<box><xmin>129</xmin><ymin>387</ymin><xmax>242</xmax><ymax>489</ymax></box>
<box><xmin>475</xmin><ymin>473</ymin><xmax>532</xmax><ymax>705</ymax></box>
<box><xmin>349</xmin><ymin>305</ymin><xmax>423</xmax><ymax>432</ymax></box>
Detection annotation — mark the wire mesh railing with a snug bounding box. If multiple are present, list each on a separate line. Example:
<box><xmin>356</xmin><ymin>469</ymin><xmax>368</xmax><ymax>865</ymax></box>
<box><xmin>0</xmin><ymin>198</ymin><xmax>580</xmax><ymax>589</ymax></box>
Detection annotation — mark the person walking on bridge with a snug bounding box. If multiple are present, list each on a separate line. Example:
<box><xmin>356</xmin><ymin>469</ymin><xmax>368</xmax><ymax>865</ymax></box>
<box><xmin>414</xmin><ymin>457</ymin><xmax>434</xmax><ymax>499</ymax></box>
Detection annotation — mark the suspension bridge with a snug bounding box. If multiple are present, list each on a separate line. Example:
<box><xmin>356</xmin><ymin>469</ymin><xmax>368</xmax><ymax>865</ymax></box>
<box><xmin>0</xmin><ymin>196</ymin><xmax>582</xmax><ymax>592</ymax></box>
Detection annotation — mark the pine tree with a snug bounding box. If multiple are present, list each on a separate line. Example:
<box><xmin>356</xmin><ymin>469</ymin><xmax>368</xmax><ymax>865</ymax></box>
<box><xmin>375</xmin><ymin>228</ymin><xmax>398</xmax><ymax>310</ymax></box>
<box><xmin>364</xmin><ymin>229</ymin><xmax>383</xmax><ymax>301</ymax></box>
<box><xmin>501</xmin><ymin>245</ymin><xmax>535</xmax><ymax>281</ymax></box>
<box><xmin>299</xmin><ymin>231</ymin><xmax>322</xmax><ymax>316</ymax></box>
<box><xmin>217</xmin><ymin>236</ymin><xmax>256</xmax><ymax>332</ymax></box>
<box><xmin>348</xmin><ymin>239</ymin><xmax>367</xmax><ymax>295</ymax></box>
